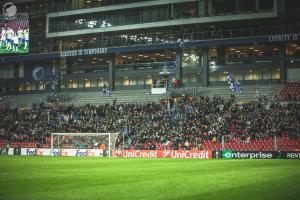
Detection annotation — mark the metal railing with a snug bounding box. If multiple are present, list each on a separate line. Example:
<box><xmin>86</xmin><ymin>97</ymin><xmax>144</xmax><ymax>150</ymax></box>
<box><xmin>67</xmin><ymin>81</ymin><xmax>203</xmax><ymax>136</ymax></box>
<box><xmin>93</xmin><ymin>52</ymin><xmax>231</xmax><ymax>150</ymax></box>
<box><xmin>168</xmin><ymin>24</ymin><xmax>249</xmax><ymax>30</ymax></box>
<box><xmin>28</xmin><ymin>24</ymin><xmax>300</xmax><ymax>54</ymax></box>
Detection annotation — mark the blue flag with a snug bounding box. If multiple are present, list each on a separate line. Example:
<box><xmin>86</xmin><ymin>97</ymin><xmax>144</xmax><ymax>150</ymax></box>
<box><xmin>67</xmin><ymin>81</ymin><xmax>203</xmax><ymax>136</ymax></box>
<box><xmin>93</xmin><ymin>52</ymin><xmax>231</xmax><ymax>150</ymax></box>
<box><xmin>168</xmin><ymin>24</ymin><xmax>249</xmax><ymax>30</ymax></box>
<box><xmin>24</xmin><ymin>65</ymin><xmax>55</xmax><ymax>82</ymax></box>
<box><xmin>124</xmin><ymin>127</ymin><xmax>128</xmax><ymax>136</ymax></box>
<box><xmin>225</xmin><ymin>72</ymin><xmax>242</xmax><ymax>92</ymax></box>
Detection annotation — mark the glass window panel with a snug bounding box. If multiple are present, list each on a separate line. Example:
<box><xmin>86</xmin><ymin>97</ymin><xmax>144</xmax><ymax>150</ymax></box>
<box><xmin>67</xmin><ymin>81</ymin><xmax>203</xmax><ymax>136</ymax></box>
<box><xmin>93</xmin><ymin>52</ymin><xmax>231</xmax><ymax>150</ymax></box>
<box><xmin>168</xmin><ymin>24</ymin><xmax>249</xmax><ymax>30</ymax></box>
<box><xmin>235</xmin><ymin>72</ymin><xmax>244</xmax><ymax>81</ymax></box>
<box><xmin>273</xmin><ymin>69</ymin><xmax>280</xmax><ymax>80</ymax></box>
<box><xmin>137</xmin><ymin>77</ymin><xmax>144</xmax><ymax>86</ymax></box>
<box><xmin>125</xmin><ymin>11</ymin><xmax>140</xmax><ymax>25</ymax></box>
<box><xmin>67</xmin><ymin>81</ymin><xmax>73</xmax><ymax>88</ymax></box>
<box><xmin>253</xmin><ymin>70</ymin><xmax>262</xmax><ymax>80</ymax></box>
<box><xmin>218</xmin><ymin>72</ymin><xmax>226</xmax><ymax>81</ymax></box>
<box><xmin>196</xmin><ymin>73</ymin><xmax>202</xmax><ymax>83</ymax></box>
<box><xmin>151</xmin><ymin>9</ymin><xmax>159</xmax><ymax>21</ymax></box>
<box><xmin>60</xmin><ymin>81</ymin><xmax>65</xmax><ymax>89</ymax></box>
<box><xmin>175</xmin><ymin>2</ymin><xmax>198</xmax><ymax>19</ymax></box>
<box><xmin>259</xmin><ymin>0</ymin><xmax>273</xmax><ymax>11</ymax></box>
<box><xmin>37</xmin><ymin>83</ymin><xmax>44</xmax><ymax>90</ymax></box>
<box><xmin>209</xmin><ymin>72</ymin><xmax>218</xmax><ymax>82</ymax></box>
<box><xmin>183</xmin><ymin>50</ymin><xmax>199</xmax><ymax>68</ymax></box>
<box><xmin>18</xmin><ymin>84</ymin><xmax>24</xmax><ymax>92</ymax></box>
<box><xmin>30</xmin><ymin>83</ymin><xmax>37</xmax><ymax>90</ymax></box>
<box><xmin>238</xmin><ymin>0</ymin><xmax>255</xmax><ymax>12</ymax></box>
<box><xmin>25</xmin><ymin>83</ymin><xmax>31</xmax><ymax>91</ymax></box>
<box><xmin>244</xmin><ymin>71</ymin><xmax>253</xmax><ymax>80</ymax></box>
<box><xmin>98</xmin><ymin>79</ymin><xmax>104</xmax><ymax>87</ymax></box>
<box><xmin>142</xmin><ymin>9</ymin><xmax>150</xmax><ymax>23</ymax></box>
<box><xmin>91</xmin><ymin>80</ymin><xmax>97</xmax><ymax>87</ymax></box>
<box><xmin>116</xmin><ymin>78</ymin><xmax>122</xmax><ymax>86</ymax></box>
<box><xmin>130</xmin><ymin>77</ymin><xmax>137</xmax><ymax>85</ymax></box>
<box><xmin>263</xmin><ymin>70</ymin><xmax>272</xmax><ymax>80</ymax></box>
<box><xmin>146</xmin><ymin>76</ymin><xmax>152</xmax><ymax>85</ymax></box>
<box><xmin>190</xmin><ymin>74</ymin><xmax>197</xmax><ymax>83</ymax></box>
<box><xmin>77</xmin><ymin>80</ymin><xmax>83</xmax><ymax>88</ymax></box>
<box><xmin>122</xmin><ymin>77</ymin><xmax>130</xmax><ymax>86</ymax></box>
<box><xmin>85</xmin><ymin>80</ymin><xmax>91</xmax><ymax>88</ymax></box>
<box><xmin>182</xmin><ymin>75</ymin><xmax>189</xmax><ymax>83</ymax></box>
<box><xmin>213</xmin><ymin>0</ymin><xmax>235</xmax><ymax>14</ymax></box>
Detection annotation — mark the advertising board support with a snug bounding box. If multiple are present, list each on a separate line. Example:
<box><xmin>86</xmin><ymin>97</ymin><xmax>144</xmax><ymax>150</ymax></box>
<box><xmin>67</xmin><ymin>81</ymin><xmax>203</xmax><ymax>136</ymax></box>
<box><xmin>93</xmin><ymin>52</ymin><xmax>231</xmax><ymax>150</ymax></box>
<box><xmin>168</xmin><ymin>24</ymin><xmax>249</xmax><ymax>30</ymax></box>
<box><xmin>213</xmin><ymin>151</ymin><xmax>222</xmax><ymax>158</ymax></box>
<box><xmin>274</xmin><ymin>136</ymin><xmax>278</xmax><ymax>151</ymax></box>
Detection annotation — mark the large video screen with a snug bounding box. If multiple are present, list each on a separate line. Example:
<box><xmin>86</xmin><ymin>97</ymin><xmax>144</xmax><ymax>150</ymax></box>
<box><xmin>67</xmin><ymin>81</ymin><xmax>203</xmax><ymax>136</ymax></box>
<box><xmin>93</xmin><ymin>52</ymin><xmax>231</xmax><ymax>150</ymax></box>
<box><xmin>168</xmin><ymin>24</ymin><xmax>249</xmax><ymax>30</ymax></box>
<box><xmin>0</xmin><ymin>17</ymin><xmax>29</xmax><ymax>54</ymax></box>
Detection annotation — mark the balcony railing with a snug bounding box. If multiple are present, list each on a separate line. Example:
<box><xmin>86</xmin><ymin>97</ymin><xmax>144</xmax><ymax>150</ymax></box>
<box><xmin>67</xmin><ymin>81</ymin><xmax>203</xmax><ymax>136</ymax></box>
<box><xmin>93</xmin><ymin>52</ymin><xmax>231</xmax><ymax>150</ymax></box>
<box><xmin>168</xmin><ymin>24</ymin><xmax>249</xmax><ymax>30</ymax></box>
<box><xmin>29</xmin><ymin>25</ymin><xmax>300</xmax><ymax>54</ymax></box>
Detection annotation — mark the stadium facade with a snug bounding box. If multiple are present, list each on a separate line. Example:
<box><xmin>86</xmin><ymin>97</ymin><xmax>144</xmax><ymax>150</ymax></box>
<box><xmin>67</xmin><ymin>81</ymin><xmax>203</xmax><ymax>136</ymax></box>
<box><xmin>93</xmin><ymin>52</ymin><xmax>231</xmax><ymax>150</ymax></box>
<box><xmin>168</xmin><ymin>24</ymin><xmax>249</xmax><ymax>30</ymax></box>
<box><xmin>0</xmin><ymin>0</ymin><xmax>300</xmax><ymax>98</ymax></box>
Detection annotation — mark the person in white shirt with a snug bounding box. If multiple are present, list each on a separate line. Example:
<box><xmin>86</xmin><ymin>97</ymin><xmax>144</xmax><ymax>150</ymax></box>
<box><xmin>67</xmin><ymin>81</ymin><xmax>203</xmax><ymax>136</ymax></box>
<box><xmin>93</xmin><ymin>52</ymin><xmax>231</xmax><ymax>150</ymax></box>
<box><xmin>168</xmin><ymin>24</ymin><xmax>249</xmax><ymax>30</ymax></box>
<box><xmin>12</xmin><ymin>32</ymin><xmax>19</xmax><ymax>52</ymax></box>
<box><xmin>24</xmin><ymin>29</ymin><xmax>29</xmax><ymax>50</ymax></box>
<box><xmin>0</xmin><ymin>27</ymin><xmax>6</xmax><ymax>47</ymax></box>
<box><xmin>5</xmin><ymin>27</ymin><xmax>13</xmax><ymax>50</ymax></box>
<box><xmin>17</xmin><ymin>27</ymin><xmax>23</xmax><ymax>45</ymax></box>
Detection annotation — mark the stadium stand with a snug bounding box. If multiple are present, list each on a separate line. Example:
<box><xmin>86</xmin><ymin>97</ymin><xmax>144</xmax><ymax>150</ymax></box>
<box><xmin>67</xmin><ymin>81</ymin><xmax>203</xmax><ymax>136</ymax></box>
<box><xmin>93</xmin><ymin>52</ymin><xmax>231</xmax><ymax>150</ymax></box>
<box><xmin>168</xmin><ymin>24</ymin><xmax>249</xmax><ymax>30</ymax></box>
<box><xmin>0</xmin><ymin>89</ymin><xmax>162</xmax><ymax>108</ymax></box>
<box><xmin>0</xmin><ymin>84</ymin><xmax>282</xmax><ymax>109</ymax></box>
<box><xmin>0</xmin><ymin>95</ymin><xmax>299</xmax><ymax>151</ymax></box>
<box><xmin>4</xmin><ymin>19</ymin><xmax>29</xmax><ymax>31</ymax></box>
<box><xmin>280</xmin><ymin>82</ymin><xmax>300</xmax><ymax>101</ymax></box>
<box><xmin>0</xmin><ymin>0</ymin><xmax>300</xmax><ymax>153</ymax></box>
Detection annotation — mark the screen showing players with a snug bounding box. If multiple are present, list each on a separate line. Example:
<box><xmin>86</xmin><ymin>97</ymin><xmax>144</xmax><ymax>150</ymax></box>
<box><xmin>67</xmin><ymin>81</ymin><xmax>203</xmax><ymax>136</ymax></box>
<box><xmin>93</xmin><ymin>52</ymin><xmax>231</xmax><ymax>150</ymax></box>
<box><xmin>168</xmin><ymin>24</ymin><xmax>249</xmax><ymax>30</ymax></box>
<box><xmin>0</xmin><ymin>18</ymin><xmax>29</xmax><ymax>54</ymax></box>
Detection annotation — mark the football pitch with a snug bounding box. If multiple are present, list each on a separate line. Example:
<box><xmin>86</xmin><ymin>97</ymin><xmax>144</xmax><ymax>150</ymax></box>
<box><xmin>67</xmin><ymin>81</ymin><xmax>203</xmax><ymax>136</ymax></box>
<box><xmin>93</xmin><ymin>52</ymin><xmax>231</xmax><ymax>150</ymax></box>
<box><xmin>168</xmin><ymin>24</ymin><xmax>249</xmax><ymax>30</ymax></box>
<box><xmin>0</xmin><ymin>157</ymin><xmax>300</xmax><ymax>200</ymax></box>
<box><xmin>0</xmin><ymin>45</ymin><xmax>28</xmax><ymax>54</ymax></box>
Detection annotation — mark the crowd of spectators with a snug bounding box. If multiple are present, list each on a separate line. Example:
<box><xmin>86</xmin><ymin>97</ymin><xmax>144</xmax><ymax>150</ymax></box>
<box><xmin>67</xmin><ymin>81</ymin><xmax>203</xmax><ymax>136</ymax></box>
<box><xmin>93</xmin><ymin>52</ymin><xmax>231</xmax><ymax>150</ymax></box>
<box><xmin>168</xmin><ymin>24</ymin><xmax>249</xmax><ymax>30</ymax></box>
<box><xmin>0</xmin><ymin>95</ymin><xmax>299</xmax><ymax>150</ymax></box>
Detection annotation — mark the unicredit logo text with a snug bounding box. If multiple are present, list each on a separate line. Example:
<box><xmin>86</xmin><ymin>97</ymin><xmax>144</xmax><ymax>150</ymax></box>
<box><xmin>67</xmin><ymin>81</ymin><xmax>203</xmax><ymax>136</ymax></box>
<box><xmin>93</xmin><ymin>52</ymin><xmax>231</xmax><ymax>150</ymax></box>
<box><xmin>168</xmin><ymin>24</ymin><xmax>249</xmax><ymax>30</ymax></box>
<box><xmin>113</xmin><ymin>150</ymin><xmax>212</xmax><ymax>159</ymax></box>
<box><xmin>123</xmin><ymin>150</ymin><xmax>158</xmax><ymax>158</ymax></box>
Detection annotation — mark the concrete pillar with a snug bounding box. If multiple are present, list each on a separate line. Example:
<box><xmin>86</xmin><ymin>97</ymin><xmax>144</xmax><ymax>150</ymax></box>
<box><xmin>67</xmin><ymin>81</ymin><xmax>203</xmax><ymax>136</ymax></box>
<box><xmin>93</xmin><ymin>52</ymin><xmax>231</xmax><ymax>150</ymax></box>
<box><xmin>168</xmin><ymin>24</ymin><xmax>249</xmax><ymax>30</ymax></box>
<box><xmin>200</xmin><ymin>47</ymin><xmax>209</xmax><ymax>87</ymax></box>
<box><xmin>14</xmin><ymin>62</ymin><xmax>20</xmax><ymax>93</ymax></box>
<box><xmin>208</xmin><ymin>0</ymin><xmax>213</xmax><ymax>16</ymax></box>
<box><xmin>109</xmin><ymin>57</ymin><xmax>115</xmax><ymax>91</ymax></box>
<box><xmin>53</xmin><ymin>60</ymin><xmax>60</xmax><ymax>93</ymax></box>
<box><xmin>255</xmin><ymin>0</ymin><xmax>260</xmax><ymax>11</ymax></box>
<box><xmin>279</xmin><ymin>44</ymin><xmax>286</xmax><ymax>82</ymax></box>
<box><xmin>198</xmin><ymin>0</ymin><xmax>206</xmax><ymax>17</ymax></box>
<box><xmin>176</xmin><ymin>51</ymin><xmax>183</xmax><ymax>81</ymax></box>
<box><xmin>170</xmin><ymin>4</ymin><xmax>175</xmax><ymax>19</ymax></box>
<box><xmin>78</xmin><ymin>0</ymin><xmax>85</xmax><ymax>9</ymax></box>
<box><xmin>274</xmin><ymin>0</ymin><xmax>278</xmax><ymax>15</ymax></box>
<box><xmin>71</xmin><ymin>0</ymin><xmax>78</xmax><ymax>10</ymax></box>
<box><xmin>235</xmin><ymin>0</ymin><xmax>239</xmax><ymax>13</ymax></box>
<box><xmin>276</xmin><ymin>0</ymin><xmax>285</xmax><ymax>16</ymax></box>
<box><xmin>14</xmin><ymin>62</ymin><xmax>20</xmax><ymax>79</ymax></box>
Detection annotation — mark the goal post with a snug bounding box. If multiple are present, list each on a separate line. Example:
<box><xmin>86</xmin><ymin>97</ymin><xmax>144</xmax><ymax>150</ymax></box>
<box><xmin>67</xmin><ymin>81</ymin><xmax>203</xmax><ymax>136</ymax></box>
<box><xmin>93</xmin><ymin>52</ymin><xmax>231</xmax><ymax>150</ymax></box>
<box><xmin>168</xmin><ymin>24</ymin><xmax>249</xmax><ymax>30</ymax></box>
<box><xmin>50</xmin><ymin>132</ymin><xmax>120</xmax><ymax>157</ymax></box>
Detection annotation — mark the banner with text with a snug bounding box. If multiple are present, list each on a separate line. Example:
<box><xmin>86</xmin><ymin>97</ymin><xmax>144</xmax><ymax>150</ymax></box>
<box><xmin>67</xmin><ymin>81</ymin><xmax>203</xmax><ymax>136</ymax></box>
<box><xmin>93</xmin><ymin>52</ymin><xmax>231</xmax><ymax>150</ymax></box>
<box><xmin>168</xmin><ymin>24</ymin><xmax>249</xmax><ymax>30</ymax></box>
<box><xmin>20</xmin><ymin>148</ymin><xmax>103</xmax><ymax>157</ymax></box>
<box><xmin>222</xmin><ymin>151</ymin><xmax>279</xmax><ymax>159</ymax></box>
<box><xmin>112</xmin><ymin>150</ymin><xmax>212</xmax><ymax>159</ymax></box>
<box><xmin>280</xmin><ymin>151</ymin><xmax>300</xmax><ymax>159</ymax></box>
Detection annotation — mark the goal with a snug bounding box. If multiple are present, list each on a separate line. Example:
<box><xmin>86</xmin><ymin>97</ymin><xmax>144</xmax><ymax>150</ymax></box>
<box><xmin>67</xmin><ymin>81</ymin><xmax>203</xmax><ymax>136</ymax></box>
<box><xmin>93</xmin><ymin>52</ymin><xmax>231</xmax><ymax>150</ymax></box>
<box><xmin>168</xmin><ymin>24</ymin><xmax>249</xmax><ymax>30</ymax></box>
<box><xmin>50</xmin><ymin>132</ymin><xmax>120</xmax><ymax>157</ymax></box>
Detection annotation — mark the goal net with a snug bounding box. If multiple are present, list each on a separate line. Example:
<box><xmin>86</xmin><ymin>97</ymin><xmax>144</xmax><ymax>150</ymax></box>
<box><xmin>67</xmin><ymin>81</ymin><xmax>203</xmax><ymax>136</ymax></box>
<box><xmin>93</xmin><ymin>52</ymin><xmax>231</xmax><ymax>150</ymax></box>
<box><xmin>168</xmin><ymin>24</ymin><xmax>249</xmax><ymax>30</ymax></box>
<box><xmin>50</xmin><ymin>132</ymin><xmax>120</xmax><ymax>157</ymax></box>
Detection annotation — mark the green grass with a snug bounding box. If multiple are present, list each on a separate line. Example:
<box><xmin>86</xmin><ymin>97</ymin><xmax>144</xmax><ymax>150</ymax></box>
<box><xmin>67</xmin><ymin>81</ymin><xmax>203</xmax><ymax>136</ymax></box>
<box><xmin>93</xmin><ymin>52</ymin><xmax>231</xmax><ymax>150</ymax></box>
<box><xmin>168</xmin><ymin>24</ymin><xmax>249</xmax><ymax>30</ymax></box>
<box><xmin>0</xmin><ymin>44</ymin><xmax>28</xmax><ymax>54</ymax></box>
<box><xmin>0</xmin><ymin>157</ymin><xmax>300</xmax><ymax>200</ymax></box>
